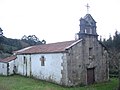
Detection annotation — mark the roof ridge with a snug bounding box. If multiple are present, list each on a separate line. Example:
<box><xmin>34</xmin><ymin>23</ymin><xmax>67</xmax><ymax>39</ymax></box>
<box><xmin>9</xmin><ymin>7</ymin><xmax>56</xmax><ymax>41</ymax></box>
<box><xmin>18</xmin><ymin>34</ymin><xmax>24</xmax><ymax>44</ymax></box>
<box><xmin>15</xmin><ymin>40</ymin><xmax>79</xmax><ymax>54</ymax></box>
<box><xmin>43</xmin><ymin>40</ymin><xmax>76</xmax><ymax>45</ymax></box>
<box><xmin>28</xmin><ymin>40</ymin><xmax>76</xmax><ymax>47</ymax></box>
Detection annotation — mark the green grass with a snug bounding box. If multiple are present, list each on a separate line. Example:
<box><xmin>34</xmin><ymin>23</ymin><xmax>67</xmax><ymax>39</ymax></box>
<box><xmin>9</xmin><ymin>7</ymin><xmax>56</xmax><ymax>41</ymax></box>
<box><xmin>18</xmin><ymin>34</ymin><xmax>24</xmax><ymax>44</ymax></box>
<box><xmin>0</xmin><ymin>75</ymin><xmax>118</xmax><ymax>90</ymax></box>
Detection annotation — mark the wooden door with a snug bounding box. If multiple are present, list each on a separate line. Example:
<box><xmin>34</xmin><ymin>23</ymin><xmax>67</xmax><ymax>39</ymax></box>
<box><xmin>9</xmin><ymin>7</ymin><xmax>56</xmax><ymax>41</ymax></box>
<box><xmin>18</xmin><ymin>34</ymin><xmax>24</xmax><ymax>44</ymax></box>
<box><xmin>87</xmin><ymin>68</ymin><xmax>95</xmax><ymax>84</ymax></box>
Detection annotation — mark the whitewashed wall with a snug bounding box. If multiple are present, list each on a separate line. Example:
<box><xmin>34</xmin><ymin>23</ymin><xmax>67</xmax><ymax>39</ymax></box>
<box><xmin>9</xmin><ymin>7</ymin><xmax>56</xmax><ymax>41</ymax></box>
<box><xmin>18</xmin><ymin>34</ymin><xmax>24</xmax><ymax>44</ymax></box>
<box><xmin>31</xmin><ymin>53</ymin><xmax>65</xmax><ymax>84</ymax></box>
<box><xmin>0</xmin><ymin>62</ymin><xmax>7</xmax><ymax>75</ymax></box>
<box><xmin>15</xmin><ymin>55</ymin><xmax>31</xmax><ymax>76</ymax></box>
<box><xmin>8</xmin><ymin>60</ymin><xmax>15</xmax><ymax>75</ymax></box>
<box><xmin>16</xmin><ymin>53</ymin><xmax>66</xmax><ymax>84</ymax></box>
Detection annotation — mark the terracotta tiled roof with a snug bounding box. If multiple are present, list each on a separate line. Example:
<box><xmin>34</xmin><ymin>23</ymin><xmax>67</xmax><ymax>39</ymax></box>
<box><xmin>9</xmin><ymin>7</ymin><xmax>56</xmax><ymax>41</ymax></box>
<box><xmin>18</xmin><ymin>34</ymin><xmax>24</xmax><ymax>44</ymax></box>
<box><xmin>0</xmin><ymin>55</ymin><xmax>17</xmax><ymax>63</ymax></box>
<box><xmin>15</xmin><ymin>40</ymin><xmax>81</xmax><ymax>54</ymax></box>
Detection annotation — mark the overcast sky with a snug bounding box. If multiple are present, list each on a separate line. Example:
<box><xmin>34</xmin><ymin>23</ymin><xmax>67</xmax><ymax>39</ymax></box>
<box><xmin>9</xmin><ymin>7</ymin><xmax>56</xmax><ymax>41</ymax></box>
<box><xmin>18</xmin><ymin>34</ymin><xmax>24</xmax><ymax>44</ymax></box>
<box><xmin>0</xmin><ymin>0</ymin><xmax>120</xmax><ymax>43</ymax></box>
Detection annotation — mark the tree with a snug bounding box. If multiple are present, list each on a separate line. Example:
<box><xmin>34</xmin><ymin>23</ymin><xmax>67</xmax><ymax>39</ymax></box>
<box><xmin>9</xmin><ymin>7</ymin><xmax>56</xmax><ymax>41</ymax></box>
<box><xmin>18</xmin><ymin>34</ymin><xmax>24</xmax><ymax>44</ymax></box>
<box><xmin>102</xmin><ymin>30</ymin><xmax>120</xmax><ymax>90</ymax></box>
<box><xmin>103</xmin><ymin>31</ymin><xmax>120</xmax><ymax>70</ymax></box>
<box><xmin>0</xmin><ymin>28</ymin><xmax>3</xmax><ymax>37</ymax></box>
<box><xmin>0</xmin><ymin>28</ymin><xmax>4</xmax><ymax>52</ymax></box>
<box><xmin>21</xmin><ymin>35</ymin><xmax>46</xmax><ymax>45</ymax></box>
<box><xmin>42</xmin><ymin>39</ymin><xmax>46</xmax><ymax>44</ymax></box>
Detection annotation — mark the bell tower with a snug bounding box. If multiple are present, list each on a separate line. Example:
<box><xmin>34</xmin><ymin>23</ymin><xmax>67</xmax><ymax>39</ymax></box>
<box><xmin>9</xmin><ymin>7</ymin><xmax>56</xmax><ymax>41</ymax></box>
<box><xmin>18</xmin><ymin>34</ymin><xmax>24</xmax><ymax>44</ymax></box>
<box><xmin>78</xmin><ymin>4</ymin><xmax>98</xmax><ymax>39</ymax></box>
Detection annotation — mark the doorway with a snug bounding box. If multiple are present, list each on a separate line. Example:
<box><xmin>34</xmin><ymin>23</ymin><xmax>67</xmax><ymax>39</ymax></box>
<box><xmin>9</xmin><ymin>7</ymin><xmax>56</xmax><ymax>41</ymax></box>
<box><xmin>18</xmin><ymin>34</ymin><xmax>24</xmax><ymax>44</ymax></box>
<box><xmin>87</xmin><ymin>68</ymin><xmax>95</xmax><ymax>84</ymax></box>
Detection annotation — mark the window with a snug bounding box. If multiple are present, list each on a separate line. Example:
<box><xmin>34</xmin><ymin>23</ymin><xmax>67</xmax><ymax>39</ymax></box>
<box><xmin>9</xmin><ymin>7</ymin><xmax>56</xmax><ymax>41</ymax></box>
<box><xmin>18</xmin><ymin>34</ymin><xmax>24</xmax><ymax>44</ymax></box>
<box><xmin>89</xmin><ymin>47</ymin><xmax>93</xmax><ymax>56</ymax></box>
<box><xmin>2</xmin><ymin>64</ymin><xmax>4</xmax><ymax>68</ymax></box>
<box><xmin>40</xmin><ymin>56</ymin><xmax>45</xmax><ymax>66</ymax></box>
<box><xmin>23</xmin><ymin>56</ymin><xmax>26</xmax><ymax>64</ymax></box>
<box><xmin>90</xmin><ymin>28</ymin><xmax>92</xmax><ymax>34</ymax></box>
<box><xmin>85</xmin><ymin>29</ymin><xmax>87</xmax><ymax>33</ymax></box>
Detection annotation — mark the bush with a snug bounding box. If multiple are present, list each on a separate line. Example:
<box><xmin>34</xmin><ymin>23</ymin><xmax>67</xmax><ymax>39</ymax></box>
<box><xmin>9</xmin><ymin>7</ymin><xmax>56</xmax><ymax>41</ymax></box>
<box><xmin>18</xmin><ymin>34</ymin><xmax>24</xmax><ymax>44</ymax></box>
<box><xmin>109</xmin><ymin>69</ymin><xmax>118</xmax><ymax>77</ymax></box>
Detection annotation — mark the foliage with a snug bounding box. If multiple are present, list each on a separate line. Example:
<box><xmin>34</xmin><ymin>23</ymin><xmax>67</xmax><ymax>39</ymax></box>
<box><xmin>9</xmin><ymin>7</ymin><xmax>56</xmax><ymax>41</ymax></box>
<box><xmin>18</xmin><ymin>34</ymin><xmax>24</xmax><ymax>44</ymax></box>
<box><xmin>102</xmin><ymin>31</ymin><xmax>120</xmax><ymax>76</ymax></box>
<box><xmin>0</xmin><ymin>35</ymin><xmax>46</xmax><ymax>58</ymax></box>
<box><xmin>0</xmin><ymin>28</ymin><xmax>3</xmax><ymax>37</ymax></box>
<box><xmin>0</xmin><ymin>75</ymin><xmax>118</xmax><ymax>90</ymax></box>
<box><xmin>103</xmin><ymin>31</ymin><xmax>120</xmax><ymax>52</ymax></box>
<box><xmin>21</xmin><ymin>35</ymin><xmax>46</xmax><ymax>45</ymax></box>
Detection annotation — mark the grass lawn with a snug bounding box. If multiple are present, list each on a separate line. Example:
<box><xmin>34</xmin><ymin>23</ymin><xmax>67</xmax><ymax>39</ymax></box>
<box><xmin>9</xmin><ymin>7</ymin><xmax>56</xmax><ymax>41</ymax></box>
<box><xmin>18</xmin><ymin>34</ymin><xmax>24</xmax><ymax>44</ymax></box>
<box><xmin>0</xmin><ymin>75</ymin><xmax>118</xmax><ymax>90</ymax></box>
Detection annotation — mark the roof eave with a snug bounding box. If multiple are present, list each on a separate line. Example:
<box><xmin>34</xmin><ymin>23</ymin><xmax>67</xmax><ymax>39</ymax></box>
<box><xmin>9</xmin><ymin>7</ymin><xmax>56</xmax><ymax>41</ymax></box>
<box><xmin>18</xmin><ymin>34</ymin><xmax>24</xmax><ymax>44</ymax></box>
<box><xmin>0</xmin><ymin>61</ymin><xmax>7</xmax><ymax>63</ymax></box>
<box><xmin>17</xmin><ymin>51</ymin><xmax>66</xmax><ymax>55</ymax></box>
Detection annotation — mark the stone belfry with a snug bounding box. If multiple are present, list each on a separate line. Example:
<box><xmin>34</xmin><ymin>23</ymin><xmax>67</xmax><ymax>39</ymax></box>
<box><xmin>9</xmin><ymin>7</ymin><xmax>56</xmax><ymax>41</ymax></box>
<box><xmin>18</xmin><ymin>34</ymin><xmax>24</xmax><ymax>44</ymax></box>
<box><xmin>78</xmin><ymin>4</ymin><xmax>98</xmax><ymax>39</ymax></box>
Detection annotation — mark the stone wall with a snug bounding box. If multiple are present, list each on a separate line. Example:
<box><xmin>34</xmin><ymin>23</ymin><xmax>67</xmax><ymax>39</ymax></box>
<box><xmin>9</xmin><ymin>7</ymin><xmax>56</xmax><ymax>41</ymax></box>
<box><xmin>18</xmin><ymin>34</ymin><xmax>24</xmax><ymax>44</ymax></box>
<box><xmin>66</xmin><ymin>36</ymin><xmax>109</xmax><ymax>86</ymax></box>
<box><xmin>66</xmin><ymin>40</ymin><xmax>84</xmax><ymax>86</ymax></box>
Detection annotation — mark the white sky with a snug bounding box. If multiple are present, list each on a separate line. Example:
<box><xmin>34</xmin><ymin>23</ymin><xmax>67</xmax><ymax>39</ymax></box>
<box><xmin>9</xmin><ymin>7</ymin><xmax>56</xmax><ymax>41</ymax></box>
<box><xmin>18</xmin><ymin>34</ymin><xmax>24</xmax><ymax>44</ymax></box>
<box><xmin>0</xmin><ymin>0</ymin><xmax>120</xmax><ymax>43</ymax></box>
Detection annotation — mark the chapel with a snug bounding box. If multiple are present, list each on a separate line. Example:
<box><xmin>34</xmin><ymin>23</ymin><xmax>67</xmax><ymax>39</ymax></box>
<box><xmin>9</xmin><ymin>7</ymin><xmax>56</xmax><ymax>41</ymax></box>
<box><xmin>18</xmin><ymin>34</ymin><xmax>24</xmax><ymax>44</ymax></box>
<box><xmin>0</xmin><ymin>7</ymin><xmax>109</xmax><ymax>86</ymax></box>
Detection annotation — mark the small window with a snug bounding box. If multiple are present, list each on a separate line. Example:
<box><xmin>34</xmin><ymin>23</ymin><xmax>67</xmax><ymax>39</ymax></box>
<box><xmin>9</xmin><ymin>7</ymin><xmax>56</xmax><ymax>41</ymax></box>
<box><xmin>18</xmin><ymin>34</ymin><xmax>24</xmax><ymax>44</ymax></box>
<box><xmin>2</xmin><ymin>64</ymin><xmax>4</xmax><ymax>68</ymax></box>
<box><xmin>89</xmin><ymin>47</ymin><xmax>93</xmax><ymax>56</ymax></box>
<box><xmin>23</xmin><ymin>56</ymin><xmax>26</xmax><ymax>64</ymax></box>
<box><xmin>85</xmin><ymin>29</ymin><xmax>87</xmax><ymax>33</ymax></box>
<box><xmin>40</xmin><ymin>56</ymin><xmax>45</xmax><ymax>66</ymax></box>
<box><xmin>90</xmin><ymin>28</ymin><xmax>92</xmax><ymax>34</ymax></box>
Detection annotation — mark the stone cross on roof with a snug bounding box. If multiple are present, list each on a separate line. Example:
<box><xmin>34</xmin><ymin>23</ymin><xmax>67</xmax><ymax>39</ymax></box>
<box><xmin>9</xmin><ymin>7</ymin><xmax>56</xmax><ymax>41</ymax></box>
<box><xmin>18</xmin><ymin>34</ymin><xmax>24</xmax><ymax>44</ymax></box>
<box><xmin>85</xmin><ymin>3</ymin><xmax>90</xmax><ymax>14</ymax></box>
